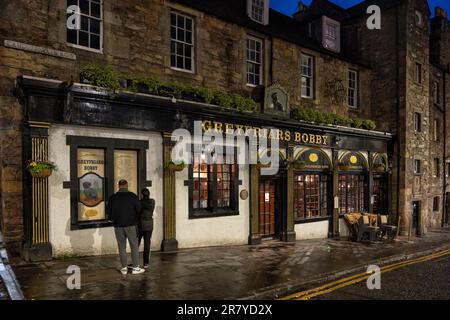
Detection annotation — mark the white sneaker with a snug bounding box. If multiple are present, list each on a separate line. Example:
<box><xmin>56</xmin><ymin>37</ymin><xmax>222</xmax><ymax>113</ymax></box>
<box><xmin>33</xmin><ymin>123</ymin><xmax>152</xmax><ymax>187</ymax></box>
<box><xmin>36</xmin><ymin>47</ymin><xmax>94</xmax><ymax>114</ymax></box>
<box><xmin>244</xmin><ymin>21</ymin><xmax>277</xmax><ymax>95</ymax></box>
<box><xmin>132</xmin><ymin>267</ymin><xmax>145</xmax><ymax>275</ymax></box>
<box><xmin>120</xmin><ymin>267</ymin><xmax>128</xmax><ymax>275</ymax></box>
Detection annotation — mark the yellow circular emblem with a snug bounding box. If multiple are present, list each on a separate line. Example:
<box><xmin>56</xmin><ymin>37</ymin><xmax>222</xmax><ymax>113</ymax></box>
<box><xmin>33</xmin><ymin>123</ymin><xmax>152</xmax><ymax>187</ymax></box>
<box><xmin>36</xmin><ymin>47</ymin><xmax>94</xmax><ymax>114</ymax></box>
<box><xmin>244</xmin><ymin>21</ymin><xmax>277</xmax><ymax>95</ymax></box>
<box><xmin>350</xmin><ymin>155</ymin><xmax>358</xmax><ymax>164</ymax></box>
<box><xmin>309</xmin><ymin>153</ymin><xmax>319</xmax><ymax>163</ymax></box>
<box><xmin>85</xmin><ymin>210</ymin><xmax>98</xmax><ymax>218</ymax></box>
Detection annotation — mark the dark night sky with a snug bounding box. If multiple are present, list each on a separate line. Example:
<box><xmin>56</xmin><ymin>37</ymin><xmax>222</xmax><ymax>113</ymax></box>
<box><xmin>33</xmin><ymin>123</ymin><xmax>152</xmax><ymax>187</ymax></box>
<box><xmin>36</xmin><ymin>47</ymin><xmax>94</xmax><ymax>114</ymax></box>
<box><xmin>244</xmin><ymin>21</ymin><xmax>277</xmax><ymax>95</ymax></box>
<box><xmin>270</xmin><ymin>0</ymin><xmax>450</xmax><ymax>17</ymax></box>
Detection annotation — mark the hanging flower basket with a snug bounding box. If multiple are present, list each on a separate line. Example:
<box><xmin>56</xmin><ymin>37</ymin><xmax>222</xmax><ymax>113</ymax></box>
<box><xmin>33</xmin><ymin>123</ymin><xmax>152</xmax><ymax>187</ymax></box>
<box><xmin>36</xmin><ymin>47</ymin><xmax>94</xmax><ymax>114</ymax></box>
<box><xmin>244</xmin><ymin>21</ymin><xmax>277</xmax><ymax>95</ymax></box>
<box><xmin>165</xmin><ymin>161</ymin><xmax>186</xmax><ymax>172</ymax></box>
<box><xmin>373</xmin><ymin>163</ymin><xmax>387</xmax><ymax>173</ymax></box>
<box><xmin>338</xmin><ymin>162</ymin><xmax>351</xmax><ymax>171</ymax></box>
<box><xmin>256</xmin><ymin>162</ymin><xmax>272</xmax><ymax>169</ymax></box>
<box><xmin>26</xmin><ymin>160</ymin><xmax>57</xmax><ymax>178</ymax></box>
<box><xmin>289</xmin><ymin>160</ymin><xmax>306</xmax><ymax>170</ymax></box>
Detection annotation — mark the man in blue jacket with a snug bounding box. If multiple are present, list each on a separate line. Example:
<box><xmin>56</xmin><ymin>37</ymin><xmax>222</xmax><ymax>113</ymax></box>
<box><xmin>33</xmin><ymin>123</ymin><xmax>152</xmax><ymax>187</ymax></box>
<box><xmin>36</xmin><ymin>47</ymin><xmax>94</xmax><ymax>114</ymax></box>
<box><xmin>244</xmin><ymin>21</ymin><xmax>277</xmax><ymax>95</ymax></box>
<box><xmin>107</xmin><ymin>179</ymin><xmax>144</xmax><ymax>275</ymax></box>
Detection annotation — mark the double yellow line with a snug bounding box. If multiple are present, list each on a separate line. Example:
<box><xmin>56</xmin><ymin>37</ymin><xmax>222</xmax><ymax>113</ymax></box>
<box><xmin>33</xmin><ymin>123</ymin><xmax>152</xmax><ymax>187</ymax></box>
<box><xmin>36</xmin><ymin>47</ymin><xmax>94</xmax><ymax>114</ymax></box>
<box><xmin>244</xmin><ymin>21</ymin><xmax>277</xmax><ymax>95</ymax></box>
<box><xmin>280</xmin><ymin>248</ymin><xmax>450</xmax><ymax>300</ymax></box>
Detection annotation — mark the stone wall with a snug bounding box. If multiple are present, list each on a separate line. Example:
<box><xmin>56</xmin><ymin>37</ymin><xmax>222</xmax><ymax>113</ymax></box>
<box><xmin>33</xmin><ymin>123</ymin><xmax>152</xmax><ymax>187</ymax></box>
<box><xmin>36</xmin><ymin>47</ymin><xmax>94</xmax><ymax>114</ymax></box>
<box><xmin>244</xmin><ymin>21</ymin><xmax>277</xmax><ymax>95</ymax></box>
<box><xmin>0</xmin><ymin>0</ymin><xmax>374</xmax><ymax>251</ymax></box>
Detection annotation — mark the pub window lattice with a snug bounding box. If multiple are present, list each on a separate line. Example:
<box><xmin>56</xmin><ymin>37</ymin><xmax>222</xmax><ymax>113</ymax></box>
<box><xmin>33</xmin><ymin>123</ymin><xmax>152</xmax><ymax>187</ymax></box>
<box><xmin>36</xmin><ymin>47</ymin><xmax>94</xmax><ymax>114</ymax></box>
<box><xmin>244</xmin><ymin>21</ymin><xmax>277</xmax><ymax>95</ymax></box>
<box><xmin>338</xmin><ymin>175</ymin><xmax>366</xmax><ymax>215</ymax></box>
<box><xmin>191</xmin><ymin>150</ymin><xmax>237</xmax><ymax>217</ymax></box>
<box><xmin>170</xmin><ymin>11</ymin><xmax>194</xmax><ymax>72</ymax></box>
<box><xmin>67</xmin><ymin>0</ymin><xmax>102</xmax><ymax>51</ymax></box>
<box><xmin>294</xmin><ymin>174</ymin><xmax>329</xmax><ymax>219</ymax></box>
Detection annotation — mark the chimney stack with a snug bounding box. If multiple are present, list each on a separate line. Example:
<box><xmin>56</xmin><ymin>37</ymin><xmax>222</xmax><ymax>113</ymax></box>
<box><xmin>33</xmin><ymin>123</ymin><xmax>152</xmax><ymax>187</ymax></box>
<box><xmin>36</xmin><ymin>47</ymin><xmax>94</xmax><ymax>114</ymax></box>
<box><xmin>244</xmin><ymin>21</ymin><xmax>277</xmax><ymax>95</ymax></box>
<box><xmin>293</xmin><ymin>1</ymin><xmax>308</xmax><ymax>20</ymax></box>
<box><xmin>435</xmin><ymin>7</ymin><xmax>448</xmax><ymax>20</ymax></box>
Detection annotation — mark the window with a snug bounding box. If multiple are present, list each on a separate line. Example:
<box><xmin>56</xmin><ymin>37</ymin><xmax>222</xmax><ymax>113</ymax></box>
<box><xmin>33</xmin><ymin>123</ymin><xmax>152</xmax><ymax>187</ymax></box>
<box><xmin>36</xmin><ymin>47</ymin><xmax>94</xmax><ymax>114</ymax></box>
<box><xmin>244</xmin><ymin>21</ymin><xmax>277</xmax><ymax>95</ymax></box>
<box><xmin>414</xmin><ymin>159</ymin><xmax>421</xmax><ymax>174</ymax></box>
<box><xmin>415</xmin><ymin>63</ymin><xmax>422</xmax><ymax>84</ymax></box>
<box><xmin>338</xmin><ymin>175</ymin><xmax>366</xmax><ymax>215</ymax></box>
<box><xmin>322</xmin><ymin>16</ymin><xmax>340</xmax><ymax>52</ymax></box>
<box><xmin>414</xmin><ymin>112</ymin><xmax>421</xmax><ymax>132</ymax></box>
<box><xmin>246</xmin><ymin>37</ymin><xmax>263</xmax><ymax>86</ymax></box>
<box><xmin>433</xmin><ymin>119</ymin><xmax>440</xmax><ymax>142</ymax></box>
<box><xmin>247</xmin><ymin>0</ymin><xmax>269</xmax><ymax>25</ymax></box>
<box><xmin>301</xmin><ymin>55</ymin><xmax>314</xmax><ymax>98</ymax></box>
<box><xmin>433</xmin><ymin>196</ymin><xmax>440</xmax><ymax>212</ymax></box>
<box><xmin>170</xmin><ymin>12</ymin><xmax>194</xmax><ymax>72</ymax></box>
<box><xmin>294</xmin><ymin>174</ymin><xmax>329</xmax><ymax>220</ymax></box>
<box><xmin>434</xmin><ymin>81</ymin><xmax>440</xmax><ymax>105</ymax></box>
<box><xmin>67</xmin><ymin>136</ymin><xmax>149</xmax><ymax>230</ymax></box>
<box><xmin>348</xmin><ymin>70</ymin><xmax>358</xmax><ymax>108</ymax></box>
<box><xmin>447</xmin><ymin>163</ymin><xmax>450</xmax><ymax>178</ymax></box>
<box><xmin>190</xmin><ymin>149</ymin><xmax>238</xmax><ymax>218</ymax></box>
<box><xmin>67</xmin><ymin>0</ymin><xmax>102</xmax><ymax>51</ymax></box>
<box><xmin>434</xmin><ymin>158</ymin><xmax>440</xmax><ymax>177</ymax></box>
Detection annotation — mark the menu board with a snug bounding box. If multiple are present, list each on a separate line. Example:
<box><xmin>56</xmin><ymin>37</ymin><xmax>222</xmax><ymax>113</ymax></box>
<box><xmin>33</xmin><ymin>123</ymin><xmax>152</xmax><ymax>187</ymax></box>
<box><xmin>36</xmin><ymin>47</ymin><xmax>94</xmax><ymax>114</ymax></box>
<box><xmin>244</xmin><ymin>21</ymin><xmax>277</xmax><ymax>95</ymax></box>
<box><xmin>114</xmin><ymin>150</ymin><xmax>138</xmax><ymax>195</ymax></box>
<box><xmin>77</xmin><ymin>148</ymin><xmax>105</xmax><ymax>221</ymax></box>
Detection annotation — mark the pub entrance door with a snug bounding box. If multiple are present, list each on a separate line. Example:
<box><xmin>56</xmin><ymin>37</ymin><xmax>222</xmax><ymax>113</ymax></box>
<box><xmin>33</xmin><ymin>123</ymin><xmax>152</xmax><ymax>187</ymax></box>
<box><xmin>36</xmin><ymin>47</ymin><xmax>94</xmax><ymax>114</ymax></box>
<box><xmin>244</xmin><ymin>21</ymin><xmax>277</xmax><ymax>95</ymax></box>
<box><xmin>259</xmin><ymin>178</ymin><xmax>279</xmax><ymax>239</ymax></box>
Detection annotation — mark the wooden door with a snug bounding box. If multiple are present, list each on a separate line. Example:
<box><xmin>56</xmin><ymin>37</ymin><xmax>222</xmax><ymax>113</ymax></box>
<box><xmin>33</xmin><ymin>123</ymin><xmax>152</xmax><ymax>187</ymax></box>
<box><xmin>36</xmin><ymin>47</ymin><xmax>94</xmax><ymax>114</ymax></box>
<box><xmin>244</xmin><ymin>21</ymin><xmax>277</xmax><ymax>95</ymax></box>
<box><xmin>259</xmin><ymin>179</ymin><xmax>277</xmax><ymax>238</ymax></box>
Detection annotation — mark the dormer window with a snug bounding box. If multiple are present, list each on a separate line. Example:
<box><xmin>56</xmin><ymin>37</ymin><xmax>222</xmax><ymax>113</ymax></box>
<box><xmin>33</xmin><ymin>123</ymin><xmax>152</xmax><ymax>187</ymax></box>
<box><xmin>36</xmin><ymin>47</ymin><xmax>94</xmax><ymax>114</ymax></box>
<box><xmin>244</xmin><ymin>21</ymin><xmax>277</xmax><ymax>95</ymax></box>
<box><xmin>247</xmin><ymin>0</ymin><xmax>269</xmax><ymax>25</ymax></box>
<box><xmin>322</xmin><ymin>16</ymin><xmax>340</xmax><ymax>53</ymax></box>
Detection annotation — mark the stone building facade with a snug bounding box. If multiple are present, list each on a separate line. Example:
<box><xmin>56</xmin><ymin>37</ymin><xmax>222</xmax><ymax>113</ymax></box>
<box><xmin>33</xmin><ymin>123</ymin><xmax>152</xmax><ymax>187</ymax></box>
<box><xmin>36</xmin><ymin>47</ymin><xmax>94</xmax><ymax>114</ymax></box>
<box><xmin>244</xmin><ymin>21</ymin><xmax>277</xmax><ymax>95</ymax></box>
<box><xmin>0</xmin><ymin>0</ymin><xmax>447</xmax><ymax>259</ymax></box>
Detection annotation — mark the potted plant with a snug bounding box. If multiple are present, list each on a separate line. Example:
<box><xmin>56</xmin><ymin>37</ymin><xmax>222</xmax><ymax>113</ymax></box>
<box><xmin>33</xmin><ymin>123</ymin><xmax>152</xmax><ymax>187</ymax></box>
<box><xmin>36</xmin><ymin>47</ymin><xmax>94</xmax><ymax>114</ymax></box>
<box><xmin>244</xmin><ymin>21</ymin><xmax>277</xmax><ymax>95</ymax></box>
<box><xmin>165</xmin><ymin>161</ymin><xmax>186</xmax><ymax>172</ymax></box>
<box><xmin>373</xmin><ymin>163</ymin><xmax>386</xmax><ymax>172</ymax></box>
<box><xmin>26</xmin><ymin>160</ymin><xmax>57</xmax><ymax>178</ymax></box>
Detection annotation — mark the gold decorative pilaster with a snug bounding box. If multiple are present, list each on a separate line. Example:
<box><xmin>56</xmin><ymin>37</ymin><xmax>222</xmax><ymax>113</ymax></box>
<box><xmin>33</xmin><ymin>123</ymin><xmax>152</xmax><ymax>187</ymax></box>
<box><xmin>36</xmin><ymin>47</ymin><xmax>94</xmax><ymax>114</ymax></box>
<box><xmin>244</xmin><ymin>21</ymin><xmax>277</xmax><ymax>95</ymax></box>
<box><xmin>249</xmin><ymin>163</ymin><xmax>261</xmax><ymax>245</ymax></box>
<box><xmin>285</xmin><ymin>144</ymin><xmax>296</xmax><ymax>241</ymax></box>
<box><xmin>31</xmin><ymin>136</ymin><xmax>49</xmax><ymax>244</ymax></box>
<box><xmin>161</xmin><ymin>132</ymin><xmax>178</xmax><ymax>251</ymax></box>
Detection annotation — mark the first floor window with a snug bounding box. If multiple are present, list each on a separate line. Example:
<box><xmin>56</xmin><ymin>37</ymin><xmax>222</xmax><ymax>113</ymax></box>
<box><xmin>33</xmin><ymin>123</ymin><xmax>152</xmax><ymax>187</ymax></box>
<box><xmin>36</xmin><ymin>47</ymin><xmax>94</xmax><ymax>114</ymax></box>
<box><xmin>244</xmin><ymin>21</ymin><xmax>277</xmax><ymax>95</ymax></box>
<box><xmin>415</xmin><ymin>63</ymin><xmax>422</xmax><ymax>84</ymax></box>
<box><xmin>246</xmin><ymin>36</ymin><xmax>263</xmax><ymax>86</ymax></box>
<box><xmin>434</xmin><ymin>158</ymin><xmax>440</xmax><ymax>177</ymax></box>
<box><xmin>414</xmin><ymin>159</ymin><xmax>422</xmax><ymax>174</ymax></box>
<box><xmin>433</xmin><ymin>81</ymin><xmax>440</xmax><ymax>105</ymax></box>
<box><xmin>170</xmin><ymin>11</ymin><xmax>194</xmax><ymax>72</ymax></box>
<box><xmin>67</xmin><ymin>0</ymin><xmax>102</xmax><ymax>51</ymax></box>
<box><xmin>294</xmin><ymin>174</ymin><xmax>329</xmax><ymax>219</ymax></box>
<box><xmin>414</xmin><ymin>112</ymin><xmax>421</xmax><ymax>132</ymax></box>
<box><xmin>191</xmin><ymin>150</ymin><xmax>238</xmax><ymax>217</ymax></box>
<box><xmin>338</xmin><ymin>175</ymin><xmax>366</xmax><ymax>214</ymax></box>
<box><xmin>348</xmin><ymin>69</ymin><xmax>358</xmax><ymax>108</ymax></box>
<box><xmin>433</xmin><ymin>196</ymin><xmax>440</xmax><ymax>212</ymax></box>
<box><xmin>301</xmin><ymin>55</ymin><xmax>314</xmax><ymax>98</ymax></box>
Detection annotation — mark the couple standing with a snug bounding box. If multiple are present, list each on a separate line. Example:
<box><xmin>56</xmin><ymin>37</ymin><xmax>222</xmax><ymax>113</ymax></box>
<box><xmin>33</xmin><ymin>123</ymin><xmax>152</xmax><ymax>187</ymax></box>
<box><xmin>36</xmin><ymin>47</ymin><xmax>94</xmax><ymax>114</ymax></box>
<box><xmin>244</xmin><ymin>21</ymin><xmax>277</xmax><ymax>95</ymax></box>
<box><xmin>107</xmin><ymin>179</ymin><xmax>154</xmax><ymax>275</ymax></box>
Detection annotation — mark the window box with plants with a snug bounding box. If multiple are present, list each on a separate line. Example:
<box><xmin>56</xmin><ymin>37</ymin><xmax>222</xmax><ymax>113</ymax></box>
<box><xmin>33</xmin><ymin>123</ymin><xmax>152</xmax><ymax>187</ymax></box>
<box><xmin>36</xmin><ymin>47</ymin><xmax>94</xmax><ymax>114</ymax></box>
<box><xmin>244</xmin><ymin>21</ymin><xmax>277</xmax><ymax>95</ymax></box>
<box><xmin>26</xmin><ymin>160</ymin><xmax>57</xmax><ymax>178</ymax></box>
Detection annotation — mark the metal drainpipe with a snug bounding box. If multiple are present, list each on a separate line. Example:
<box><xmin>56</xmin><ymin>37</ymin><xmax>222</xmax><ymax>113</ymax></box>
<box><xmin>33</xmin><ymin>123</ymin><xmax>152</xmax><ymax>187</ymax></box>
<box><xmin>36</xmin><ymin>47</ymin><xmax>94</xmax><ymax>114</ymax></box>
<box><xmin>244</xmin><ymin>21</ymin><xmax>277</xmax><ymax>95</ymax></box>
<box><xmin>442</xmin><ymin>66</ymin><xmax>447</xmax><ymax>227</ymax></box>
<box><xmin>395</xmin><ymin>5</ymin><xmax>401</xmax><ymax>228</ymax></box>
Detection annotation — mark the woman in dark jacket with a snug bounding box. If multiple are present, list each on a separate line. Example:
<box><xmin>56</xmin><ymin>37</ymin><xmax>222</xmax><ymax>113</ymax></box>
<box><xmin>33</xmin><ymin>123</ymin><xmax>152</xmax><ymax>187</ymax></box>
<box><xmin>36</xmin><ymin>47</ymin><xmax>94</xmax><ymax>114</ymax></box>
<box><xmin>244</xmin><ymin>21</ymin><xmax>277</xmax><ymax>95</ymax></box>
<box><xmin>138</xmin><ymin>188</ymin><xmax>155</xmax><ymax>268</ymax></box>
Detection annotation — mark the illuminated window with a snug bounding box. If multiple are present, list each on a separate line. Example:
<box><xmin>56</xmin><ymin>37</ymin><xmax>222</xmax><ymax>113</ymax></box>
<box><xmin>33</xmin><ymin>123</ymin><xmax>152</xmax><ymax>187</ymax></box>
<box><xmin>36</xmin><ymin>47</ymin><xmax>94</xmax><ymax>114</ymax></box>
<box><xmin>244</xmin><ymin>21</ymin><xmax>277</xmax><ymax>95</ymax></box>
<box><xmin>338</xmin><ymin>175</ymin><xmax>366</xmax><ymax>214</ymax></box>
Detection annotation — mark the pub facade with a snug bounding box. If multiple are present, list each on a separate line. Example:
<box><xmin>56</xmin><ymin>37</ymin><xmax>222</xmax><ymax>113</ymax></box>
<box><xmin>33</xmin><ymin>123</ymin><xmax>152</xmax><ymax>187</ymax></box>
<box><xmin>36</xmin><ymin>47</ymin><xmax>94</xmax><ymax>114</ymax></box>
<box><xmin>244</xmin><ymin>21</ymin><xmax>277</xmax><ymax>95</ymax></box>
<box><xmin>0</xmin><ymin>0</ymin><xmax>446</xmax><ymax>261</ymax></box>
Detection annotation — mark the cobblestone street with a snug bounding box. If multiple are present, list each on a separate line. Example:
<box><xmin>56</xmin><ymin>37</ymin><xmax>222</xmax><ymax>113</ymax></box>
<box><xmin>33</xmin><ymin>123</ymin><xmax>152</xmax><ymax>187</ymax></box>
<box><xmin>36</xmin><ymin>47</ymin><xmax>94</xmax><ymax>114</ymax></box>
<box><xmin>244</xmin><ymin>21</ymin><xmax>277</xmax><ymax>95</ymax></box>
<box><xmin>11</xmin><ymin>229</ymin><xmax>450</xmax><ymax>300</ymax></box>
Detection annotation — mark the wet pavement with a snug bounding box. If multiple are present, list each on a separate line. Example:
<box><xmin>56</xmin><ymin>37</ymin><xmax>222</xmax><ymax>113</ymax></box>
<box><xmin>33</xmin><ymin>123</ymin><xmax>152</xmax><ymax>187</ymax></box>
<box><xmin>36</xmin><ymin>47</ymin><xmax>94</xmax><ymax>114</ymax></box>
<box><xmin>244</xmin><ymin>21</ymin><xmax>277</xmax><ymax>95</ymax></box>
<box><xmin>11</xmin><ymin>229</ymin><xmax>450</xmax><ymax>300</ymax></box>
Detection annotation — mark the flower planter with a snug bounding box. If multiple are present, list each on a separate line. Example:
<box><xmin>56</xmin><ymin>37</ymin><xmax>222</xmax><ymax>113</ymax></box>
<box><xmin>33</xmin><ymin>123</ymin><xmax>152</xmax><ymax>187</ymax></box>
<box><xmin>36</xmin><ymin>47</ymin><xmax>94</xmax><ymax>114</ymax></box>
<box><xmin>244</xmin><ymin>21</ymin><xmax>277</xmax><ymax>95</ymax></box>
<box><xmin>290</xmin><ymin>161</ymin><xmax>306</xmax><ymax>170</ymax></box>
<box><xmin>166</xmin><ymin>162</ymin><xmax>186</xmax><ymax>172</ymax></box>
<box><xmin>30</xmin><ymin>168</ymin><xmax>53</xmax><ymax>178</ymax></box>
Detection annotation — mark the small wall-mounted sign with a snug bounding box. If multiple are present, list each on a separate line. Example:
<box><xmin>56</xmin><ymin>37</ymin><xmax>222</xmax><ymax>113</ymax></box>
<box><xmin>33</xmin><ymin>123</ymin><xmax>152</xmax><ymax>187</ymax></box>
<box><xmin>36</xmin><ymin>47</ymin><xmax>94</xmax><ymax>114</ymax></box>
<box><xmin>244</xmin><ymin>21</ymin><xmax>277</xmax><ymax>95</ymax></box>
<box><xmin>263</xmin><ymin>84</ymin><xmax>290</xmax><ymax>117</ymax></box>
<box><xmin>265</xmin><ymin>192</ymin><xmax>270</xmax><ymax>203</ymax></box>
<box><xmin>240</xmin><ymin>189</ymin><xmax>249</xmax><ymax>200</ymax></box>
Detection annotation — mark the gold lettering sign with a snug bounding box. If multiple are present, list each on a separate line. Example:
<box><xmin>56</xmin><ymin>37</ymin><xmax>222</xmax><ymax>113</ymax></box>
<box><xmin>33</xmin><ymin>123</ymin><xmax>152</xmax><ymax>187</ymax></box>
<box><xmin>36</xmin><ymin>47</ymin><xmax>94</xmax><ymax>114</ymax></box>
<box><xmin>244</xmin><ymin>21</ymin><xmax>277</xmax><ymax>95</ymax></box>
<box><xmin>114</xmin><ymin>150</ymin><xmax>138</xmax><ymax>195</ymax></box>
<box><xmin>201</xmin><ymin>120</ymin><xmax>329</xmax><ymax>146</ymax></box>
<box><xmin>77</xmin><ymin>148</ymin><xmax>106</xmax><ymax>221</ymax></box>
